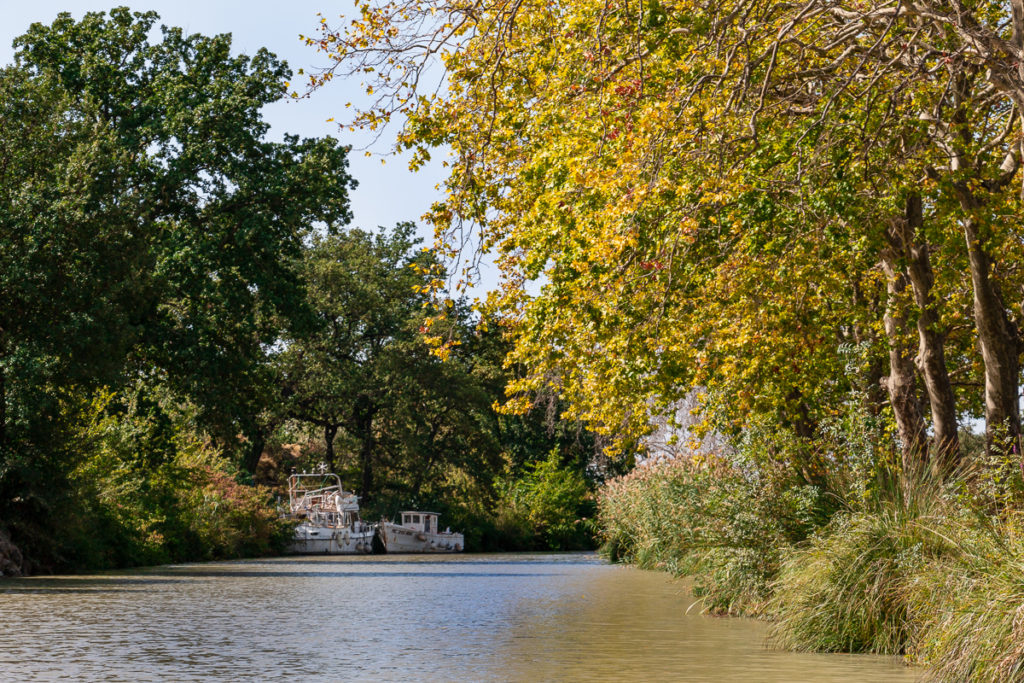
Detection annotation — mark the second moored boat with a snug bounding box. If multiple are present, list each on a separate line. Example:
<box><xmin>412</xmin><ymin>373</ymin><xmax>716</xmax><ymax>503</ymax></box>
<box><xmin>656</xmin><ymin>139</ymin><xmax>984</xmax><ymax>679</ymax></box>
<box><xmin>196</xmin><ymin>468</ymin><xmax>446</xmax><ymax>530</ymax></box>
<box><xmin>378</xmin><ymin>511</ymin><xmax>464</xmax><ymax>553</ymax></box>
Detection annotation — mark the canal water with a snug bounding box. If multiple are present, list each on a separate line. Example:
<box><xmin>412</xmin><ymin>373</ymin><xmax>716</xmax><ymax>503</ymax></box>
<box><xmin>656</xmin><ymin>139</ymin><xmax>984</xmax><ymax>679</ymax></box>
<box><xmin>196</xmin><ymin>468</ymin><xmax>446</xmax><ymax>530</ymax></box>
<box><xmin>0</xmin><ymin>553</ymin><xmax>917</xmax><ymax>681</ymax></box>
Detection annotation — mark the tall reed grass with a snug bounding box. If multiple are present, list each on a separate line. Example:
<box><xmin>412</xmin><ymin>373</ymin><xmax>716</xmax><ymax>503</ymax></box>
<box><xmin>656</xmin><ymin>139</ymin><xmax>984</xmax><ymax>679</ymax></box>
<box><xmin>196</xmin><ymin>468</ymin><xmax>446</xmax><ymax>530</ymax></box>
<box><xmin>599</xmin><ymin>452</ymin><xmax>821</xmax><ymax>615</ymax></box>
<box><xmin>908</xmin><ymin>515</ymin><xmax>1024</xmax><ymax>681</ymax></box>
<box><xmin>769</xmin><ymin>465</ymin><xmax>960</xmax><ymax>654</ymax></box>
<box><xmin>599</xmin><ymin>448</ymin><xmax>1024</xmax><ymax>681</ymax></box>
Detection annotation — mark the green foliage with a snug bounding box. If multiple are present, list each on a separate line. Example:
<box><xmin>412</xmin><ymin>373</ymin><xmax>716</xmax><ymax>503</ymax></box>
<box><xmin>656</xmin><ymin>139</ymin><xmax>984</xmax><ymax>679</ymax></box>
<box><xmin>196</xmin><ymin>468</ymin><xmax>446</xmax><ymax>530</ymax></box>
<box><xmin>770</xmin><ymin>464</ymin><xmax>1024</xmax><ymax>675</ymax></box>
<box><xmin>0</xmin><ymin>6</ymin><xmax>354</xmax><ymax>459</ymax></box>
<box><xmin>598</xmin><ymin>401</ymin><xmax>893</xmax><ymax>616</ymax></box>
<box><xmin>174</xmin><ymin>462</ymin><xmax>293</xmax><ymax>562</ymax></box>
<box><xmin>278</xmin><ymin>224</ymin><xmax>505</xmax><ymax>508</ymax></box>
<box><xmin>598</xmin><ymin>430</ymin><xmax>1024</xmax><ymax>673</ymax></box>
<box><xmin>0</xmin><ymin>8</ymin><xmax>609</xmax><ymax>571</ymax></box>
<box><xmin>597</xmin><ymin>395</ymin><xmax>1024</xmax><ymax>667</ymax></box>
<box><xmin>0</xmin><ymin>8</ymin><xmax>349</xmax><ymax>571</ymax></box>
<box><xmin>55</xmin><ymin>387</ymin><xmax>291</xmax><ymax>570</ymax></box>
<box><xmin>494</xmin><ymin>449</ymin><xmax>595</xmax><ymax>550</ymax></box>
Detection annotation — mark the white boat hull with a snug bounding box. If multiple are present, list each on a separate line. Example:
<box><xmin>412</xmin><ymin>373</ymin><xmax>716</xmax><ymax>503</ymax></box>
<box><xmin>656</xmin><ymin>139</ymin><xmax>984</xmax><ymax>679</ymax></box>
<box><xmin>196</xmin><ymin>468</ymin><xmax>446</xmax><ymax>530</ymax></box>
<box><xmin>288</xmin><ymin>524</ymin><xmax>376</xmax><ymax>554</ymax></box>
<box><xmin>379</xmin><ymin>522</ymin><xmax>463</xmax><ymax>553</ymax></box>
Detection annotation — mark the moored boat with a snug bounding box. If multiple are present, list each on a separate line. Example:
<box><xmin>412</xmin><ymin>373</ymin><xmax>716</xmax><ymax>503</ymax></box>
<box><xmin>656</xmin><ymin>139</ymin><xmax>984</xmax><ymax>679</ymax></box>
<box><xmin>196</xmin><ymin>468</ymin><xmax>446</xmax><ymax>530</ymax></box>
<box><xmin>286</xmin><ymin>471</ymin><xmax>375</xmax><ymax>554</ymax></box>
<box><xmin>378</xmin><ymin>511</ymin><xmax>463</xmax><ymax>553</ymax></box>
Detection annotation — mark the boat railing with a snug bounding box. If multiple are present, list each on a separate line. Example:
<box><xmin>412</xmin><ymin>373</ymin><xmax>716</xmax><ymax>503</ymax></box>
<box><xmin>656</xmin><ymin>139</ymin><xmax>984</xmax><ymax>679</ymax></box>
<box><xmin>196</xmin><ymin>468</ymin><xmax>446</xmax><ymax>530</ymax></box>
<box><xmin>287</xmin><ymin>473</ymin><xmax>361</xmax><ymax>514</ymax></box>
<box><xmin>287</xmin><ymin>473</ymin><xmax>344</xmax><ymax>499</ymax></box>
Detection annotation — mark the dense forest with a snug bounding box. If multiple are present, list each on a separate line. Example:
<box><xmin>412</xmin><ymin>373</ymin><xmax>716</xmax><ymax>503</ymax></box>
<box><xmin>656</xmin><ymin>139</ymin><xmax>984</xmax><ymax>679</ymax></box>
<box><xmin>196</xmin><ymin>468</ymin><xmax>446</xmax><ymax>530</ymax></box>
<box><xmin>0</xmin><ymin>9</ymin><xmax>604</xmax><ymax>576</ymax></box>
<box><xmin>310</xmin><ymin>0</ymin><xmax>1024</xmax><ymax>678</ymax></box>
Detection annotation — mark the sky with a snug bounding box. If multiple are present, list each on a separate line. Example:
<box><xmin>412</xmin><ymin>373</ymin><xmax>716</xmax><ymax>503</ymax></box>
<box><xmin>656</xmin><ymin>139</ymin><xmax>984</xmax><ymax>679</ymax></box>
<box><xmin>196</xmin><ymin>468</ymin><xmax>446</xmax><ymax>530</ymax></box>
<box><xmin>0</xmin><ymin>1</ymin><xmax>447</xmax><ymax>240</ymax></box>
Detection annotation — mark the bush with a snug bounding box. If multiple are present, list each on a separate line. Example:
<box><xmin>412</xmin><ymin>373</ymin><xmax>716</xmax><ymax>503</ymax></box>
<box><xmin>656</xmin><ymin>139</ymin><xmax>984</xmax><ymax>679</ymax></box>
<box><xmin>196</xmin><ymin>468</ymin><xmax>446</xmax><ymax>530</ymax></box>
<box><xmin>494</xmin><ymin>449</ymin><xmax>596</xmax><ymax>550</ymax></box>
<box><xmin>54</xmin><ymin>388</ymin><xmax>292</xmax><ymax>570</ymax></box>
<box><xmin>770</xmin><ymin>510</ymin><xmax>940</xmax><ymax>654</ymax></box>
<box><xmin>170</xmin><ymin>445</ymin><xmax>294</xmax><ymax>561</ymax></box>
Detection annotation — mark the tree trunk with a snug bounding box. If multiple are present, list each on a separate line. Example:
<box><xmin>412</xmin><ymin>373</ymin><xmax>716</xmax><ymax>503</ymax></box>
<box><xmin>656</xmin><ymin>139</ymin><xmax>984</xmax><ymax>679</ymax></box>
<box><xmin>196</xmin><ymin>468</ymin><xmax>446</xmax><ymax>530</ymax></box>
<box><xmin>966</xmin><ymin>218</ymin><xmax>1022</xmax><ymax>457</ymax></box>
<box><xmin>954</xmin><ymin>186</ymin><xmax>1022</xmax><ymax>459</ymax></box>
<box><xmin>880</xmin><ymin>247</ymin><xmax>929</xmax><ymax>471</ymax></box>
<box><xmin>353</xmin><ymin>395</ymin><xmax>377</xmax><ymax>502</ymax></box>
<box><xmin>0</xmin><ymin>367</ymin><xmax>6</xmax><ymax>445</ymax></box>
<box><xmin>359</xmin><ymin>431</ymin><xmax>374</xmax><ymax>503</ymax></box>
<box><xmin>785</xmin><ymin>388</ymin><xmax>826</xmax><ymax>487</ymax></box>
<box><xmin>324</xmin><ymin>423</ymin><xmax>338</xmax><ymax>472</ymax></box>
<box><xmin>897</xmin><ymin>194</ymin><xmax>961</xmax><ymax>469</ymax></box>
<box><xmin>243</xmin><ymin>427</ymin><xmax>266</xmax><ymax>475</ymax></box>
<box><xmin>850</xmin><ymin>281</ymin><xmax>887</xmax><ymax>418</ymax></box>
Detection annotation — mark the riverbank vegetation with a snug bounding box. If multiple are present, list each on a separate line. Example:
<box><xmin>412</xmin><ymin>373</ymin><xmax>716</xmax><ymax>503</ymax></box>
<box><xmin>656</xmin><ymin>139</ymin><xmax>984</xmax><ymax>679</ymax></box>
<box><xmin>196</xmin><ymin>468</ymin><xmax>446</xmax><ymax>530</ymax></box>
<box><xmin>312</xmin><ymin>0</ymin><xmax>1024</xmax><ymax>677</ymax></box>
<box><xmin>0</xmin><ymin>9</ymin><xmax>600</xmax><ymax>575</ymax></box>
<box><xmin>597</xmin><ymin>437</ymin><xmax>1024</xmax><ymax>679</ymax></box>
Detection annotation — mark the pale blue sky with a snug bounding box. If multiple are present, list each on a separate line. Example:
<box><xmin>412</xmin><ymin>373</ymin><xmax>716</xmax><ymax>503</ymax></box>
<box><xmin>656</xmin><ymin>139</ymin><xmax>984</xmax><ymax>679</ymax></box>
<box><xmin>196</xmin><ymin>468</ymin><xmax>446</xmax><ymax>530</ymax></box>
<box><xmin>0</xmin><ymin>1</ymin><xmax>446</xmax><ymax>239</ymax></box>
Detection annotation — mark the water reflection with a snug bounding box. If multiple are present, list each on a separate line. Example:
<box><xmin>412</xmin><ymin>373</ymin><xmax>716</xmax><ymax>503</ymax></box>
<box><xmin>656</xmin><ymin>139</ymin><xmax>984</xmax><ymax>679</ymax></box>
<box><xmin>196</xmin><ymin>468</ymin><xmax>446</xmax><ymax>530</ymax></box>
<box><xmin>0</xmin><ymin>553</ymin><xmax>918</xmax><ymax>681</ymax></box>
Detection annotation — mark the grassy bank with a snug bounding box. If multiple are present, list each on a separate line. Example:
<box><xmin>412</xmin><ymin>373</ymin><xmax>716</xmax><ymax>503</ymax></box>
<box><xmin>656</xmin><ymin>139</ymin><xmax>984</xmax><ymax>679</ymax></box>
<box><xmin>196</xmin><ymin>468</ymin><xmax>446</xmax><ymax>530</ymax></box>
<box><xmin>598</xmin><ymin>444</ymin><xmax>1024</xmax><ymax>681</ymax></box>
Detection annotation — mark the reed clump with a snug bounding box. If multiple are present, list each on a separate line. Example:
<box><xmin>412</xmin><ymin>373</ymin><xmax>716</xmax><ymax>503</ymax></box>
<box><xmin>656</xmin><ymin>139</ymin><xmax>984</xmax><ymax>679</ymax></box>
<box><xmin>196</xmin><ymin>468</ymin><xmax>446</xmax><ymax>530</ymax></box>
<box><xmin>768</xmin><ymin>472</ymin><xmax>958</xmax><ymax>654</ymax></box>
<box><xmin>906</xmin><ymin>515</ymin><xmax>1024</xmax><ymax>681</ymax></box>
<box><xmin>599</xmin><ymin>450</ymin><xmax>822</xmax><ymax>616</ymax></box>
<box><xmin>599</xmin><ymin>444</ymin><xmax>1024</xmax><ymax>681</ymax></box>
<box><xmin>769</xmin><ymin>471</ymin><xmax>1024</xmax><ymax>679</ymax></box>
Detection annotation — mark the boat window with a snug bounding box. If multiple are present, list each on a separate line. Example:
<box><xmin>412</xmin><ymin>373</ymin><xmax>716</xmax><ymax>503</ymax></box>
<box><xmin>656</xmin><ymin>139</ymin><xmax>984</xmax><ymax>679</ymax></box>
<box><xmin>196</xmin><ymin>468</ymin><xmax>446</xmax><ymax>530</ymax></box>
<box><xmin>411</xmin><ymin>514</ymin><xmax>420</xmax><ymax>524</ymax></box>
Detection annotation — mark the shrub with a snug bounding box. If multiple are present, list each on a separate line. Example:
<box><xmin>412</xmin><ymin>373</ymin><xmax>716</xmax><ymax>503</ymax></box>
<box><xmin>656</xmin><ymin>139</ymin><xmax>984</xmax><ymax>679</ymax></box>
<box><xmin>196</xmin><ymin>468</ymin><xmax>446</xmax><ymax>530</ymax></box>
<box><xmin>597</xmin><ymin>393</ymin><xmax>1024</xmax><ymax>679</ymax></box>
<box><xmin>494</xmin><ymin>449</ymin><xmax>596</xmax><ymax>550</ymax></box>
<box><xmin>57</xmin><ymin>389</ymin><xmax>292</xmax><ymax>569</ymax></box>
<box><xmin>175</xmin><ymin>463</ymin><xmax>292</xmax><ymax>560</ymax></box>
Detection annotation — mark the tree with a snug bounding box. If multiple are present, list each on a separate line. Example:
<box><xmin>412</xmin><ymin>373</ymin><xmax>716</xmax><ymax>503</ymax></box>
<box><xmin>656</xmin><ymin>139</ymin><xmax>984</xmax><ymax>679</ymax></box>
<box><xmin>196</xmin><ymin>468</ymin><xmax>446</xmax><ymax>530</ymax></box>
<box><xmin>280</xmin><ymin>223</ymin><xmax>453</xmax><ymax>498</ymax></box>
<box><xmin>309</xmin><ymin>0</ymin><xmax>1022</xmax><ymax>472</ymax></box>
<box><xmin>0</xmin><ymin>8</ymin><xmax>355</xmax><ymax>565</ymax></box>
<box><xmin>2</xmin><ymin>8</ymin><xmax>355</xmax><ymax>465</ymax></box>
<box><xmin>0</xmin><ymin>53</ymin><xmax>145</xmax><ymax>446</ymax></box>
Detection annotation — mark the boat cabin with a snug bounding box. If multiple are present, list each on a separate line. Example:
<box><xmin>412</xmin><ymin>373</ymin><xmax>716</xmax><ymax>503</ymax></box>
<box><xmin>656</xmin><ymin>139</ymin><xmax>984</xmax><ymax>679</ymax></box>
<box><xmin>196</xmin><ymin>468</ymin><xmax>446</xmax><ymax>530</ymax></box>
<box><xmin>287</xmin><ymin>472</ymin><xmax>364</xmax><ymax>529</ymax></box>
<box><xmin>399</xmin><ymin>511</ymin><xmax>442</xmax><ymax>535</ymax></box>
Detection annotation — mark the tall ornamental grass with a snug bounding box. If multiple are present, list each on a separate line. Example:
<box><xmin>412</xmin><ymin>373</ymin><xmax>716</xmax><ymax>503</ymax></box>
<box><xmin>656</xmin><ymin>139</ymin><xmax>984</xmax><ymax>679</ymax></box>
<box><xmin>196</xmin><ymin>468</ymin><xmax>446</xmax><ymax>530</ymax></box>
<box><xmin>907</xmin><ymin>516</ymin><xmax>1024</xmax><ymax>682</ymax></box>
<box><xmin>599</xmin><ymin>452</ymin><xmax>821</xmax><ymax>615</ymax></box>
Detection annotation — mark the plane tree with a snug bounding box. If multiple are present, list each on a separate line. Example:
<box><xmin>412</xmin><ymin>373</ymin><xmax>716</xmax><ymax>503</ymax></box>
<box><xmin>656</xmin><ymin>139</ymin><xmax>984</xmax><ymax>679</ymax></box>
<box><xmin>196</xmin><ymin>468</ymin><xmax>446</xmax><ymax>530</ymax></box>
<box><xmin>306</xmin><ymin>0</ymin><xmax>1023</xmax><ymax>471</ymax></box>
